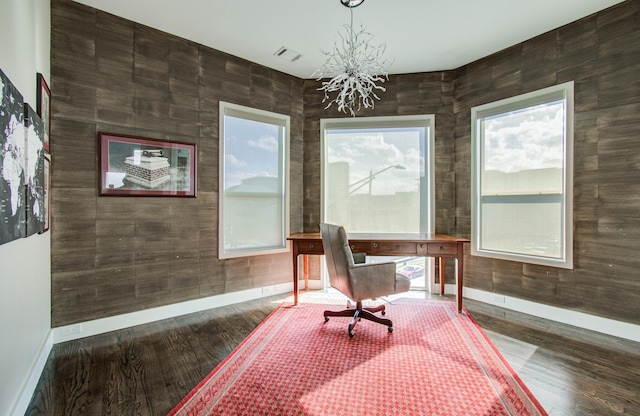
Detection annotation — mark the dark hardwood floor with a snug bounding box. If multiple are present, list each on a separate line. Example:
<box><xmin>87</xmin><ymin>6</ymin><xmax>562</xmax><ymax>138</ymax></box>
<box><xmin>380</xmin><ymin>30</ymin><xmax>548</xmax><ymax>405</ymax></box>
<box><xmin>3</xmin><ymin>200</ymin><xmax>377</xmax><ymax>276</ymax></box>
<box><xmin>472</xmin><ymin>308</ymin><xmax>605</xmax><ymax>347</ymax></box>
<box><xmin>25</xmin><ymin>292</ymin><xmax>639</xmax><ymax>416</ymax></box>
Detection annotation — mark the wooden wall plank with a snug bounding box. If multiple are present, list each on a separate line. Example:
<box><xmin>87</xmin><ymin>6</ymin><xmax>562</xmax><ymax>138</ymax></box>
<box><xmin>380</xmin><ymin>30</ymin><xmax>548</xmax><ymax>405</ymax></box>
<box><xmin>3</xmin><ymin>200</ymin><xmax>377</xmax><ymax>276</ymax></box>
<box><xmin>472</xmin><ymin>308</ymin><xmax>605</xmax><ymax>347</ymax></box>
<box><xmin>451</xmin><ymin>0</ymin><xmax>640</xmax><ymax>324</ymax></box>
<box><xmin>50</xmin><ymin>0</ymin><xmax>640</xmax><ymax>327</ymax></box>
<box><xmin>50</xmin><ymin>0</ymin><xmax>303</xmax><ymax>326</ymax></box>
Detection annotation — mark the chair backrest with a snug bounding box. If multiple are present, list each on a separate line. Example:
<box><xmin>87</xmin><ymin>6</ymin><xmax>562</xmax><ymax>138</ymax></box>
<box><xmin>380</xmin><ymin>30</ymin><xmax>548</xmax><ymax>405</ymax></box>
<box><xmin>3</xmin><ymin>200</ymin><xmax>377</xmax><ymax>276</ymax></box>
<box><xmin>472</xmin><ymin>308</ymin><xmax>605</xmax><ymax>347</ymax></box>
<box><xmin>320</xmin><ymin>223</ymin><xmax>355</xmax><ymax>299</ymax></box>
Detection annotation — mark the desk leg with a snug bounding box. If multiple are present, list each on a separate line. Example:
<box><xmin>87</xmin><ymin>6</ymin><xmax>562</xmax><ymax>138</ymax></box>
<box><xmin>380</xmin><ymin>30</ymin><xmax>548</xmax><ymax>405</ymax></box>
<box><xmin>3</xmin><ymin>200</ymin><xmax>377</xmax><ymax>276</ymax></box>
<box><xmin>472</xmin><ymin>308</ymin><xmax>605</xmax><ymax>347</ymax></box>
<box><xmin>292</xmin><ymin>245</ymin><xmax>299</xmax><ymax>305</ymax></box>
<box><xmin>456</xmin><ymin>242</ymin><xmax>464</xmax><ymax>313</ymax></box>
<box><xmin>438</xmin><ymin>257</ymin><xmax>445</xmax><ymax>295</ymax></box>
<box><xmin>303</xmin><ymin>255</ymin><xmax>309</xmax><ymax>290</ymax></box>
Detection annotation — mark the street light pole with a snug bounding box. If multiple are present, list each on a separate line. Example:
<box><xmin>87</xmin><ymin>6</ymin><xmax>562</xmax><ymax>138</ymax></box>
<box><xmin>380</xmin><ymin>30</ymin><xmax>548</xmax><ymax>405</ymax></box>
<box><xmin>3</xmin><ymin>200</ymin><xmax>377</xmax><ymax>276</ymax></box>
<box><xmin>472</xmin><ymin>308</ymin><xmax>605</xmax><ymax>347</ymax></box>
<box><xmin>348</xmin><ymin>164</ymin><xmax>406</xmax><ymax>195</ymax></box>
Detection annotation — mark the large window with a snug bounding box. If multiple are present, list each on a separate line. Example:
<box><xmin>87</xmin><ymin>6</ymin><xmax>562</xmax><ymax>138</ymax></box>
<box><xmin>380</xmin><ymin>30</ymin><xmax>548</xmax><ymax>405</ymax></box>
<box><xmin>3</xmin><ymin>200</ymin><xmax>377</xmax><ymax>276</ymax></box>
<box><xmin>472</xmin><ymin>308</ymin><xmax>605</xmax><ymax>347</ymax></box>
<box><xmin>219</xmin><ymin>102</ymin><xmax>289</xmax><ymax>259</ymax></box>
<box><xmin>471</xmin><ymin>82</ymin><xmax>574</xmax><ymax>268</ymax></box>
<box><xmin>321</xmin><ymin>115</ymin><xmax>435</xmax><ymax>289</ymax></box>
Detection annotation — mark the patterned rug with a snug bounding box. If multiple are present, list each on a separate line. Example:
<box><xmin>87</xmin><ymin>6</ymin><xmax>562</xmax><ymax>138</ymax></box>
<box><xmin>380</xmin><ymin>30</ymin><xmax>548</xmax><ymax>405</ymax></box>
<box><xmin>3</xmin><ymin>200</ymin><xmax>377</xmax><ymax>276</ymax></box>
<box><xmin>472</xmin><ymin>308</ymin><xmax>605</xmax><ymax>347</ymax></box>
<box><xmin>168</xmin><ymin>294</ymin><xmax>547</xmax><ymax>416</ymax></box>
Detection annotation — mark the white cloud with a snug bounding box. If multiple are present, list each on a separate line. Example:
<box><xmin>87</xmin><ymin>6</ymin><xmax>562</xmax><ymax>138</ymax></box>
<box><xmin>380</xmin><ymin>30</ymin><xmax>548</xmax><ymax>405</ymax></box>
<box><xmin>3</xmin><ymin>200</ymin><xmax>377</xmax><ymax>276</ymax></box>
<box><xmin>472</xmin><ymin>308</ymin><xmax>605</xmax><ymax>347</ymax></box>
<box><xmin>248</xmin><ymin>135</ymin><xmax>278</xmax><ymax>152</ymax></box>
<box><xmin>225</xmin><ymin>154</ymin><xmax>246</xmax><ymax>168</ymax></box>
<box><xmin>484</xmin><ymin>103</ymin><xmax>564</xmax><ymax>173</ymax></box>
<box><xmin>327</xmin><ymin>130</ymin><xmax>423</xmax><ymax>195</ymax></box>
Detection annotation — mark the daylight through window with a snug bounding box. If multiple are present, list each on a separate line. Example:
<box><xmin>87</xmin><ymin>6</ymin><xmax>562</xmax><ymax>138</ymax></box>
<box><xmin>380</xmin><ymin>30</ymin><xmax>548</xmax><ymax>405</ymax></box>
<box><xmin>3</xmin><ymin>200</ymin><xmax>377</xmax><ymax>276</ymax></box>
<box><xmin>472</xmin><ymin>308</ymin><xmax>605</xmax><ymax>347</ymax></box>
<box><xmin>219</xmin><ymin>102</ymin><xmax>289</xmax><ymax>259</ymax></box>
<box><xmin>471</xmin><ymin>82</ymin><xmax>574</xmax><ymax>268</ymax></box>
<box><xmin>321</xmin><ymin>115</ymin><xmax>435</xmax><ymax>289</ymax></box>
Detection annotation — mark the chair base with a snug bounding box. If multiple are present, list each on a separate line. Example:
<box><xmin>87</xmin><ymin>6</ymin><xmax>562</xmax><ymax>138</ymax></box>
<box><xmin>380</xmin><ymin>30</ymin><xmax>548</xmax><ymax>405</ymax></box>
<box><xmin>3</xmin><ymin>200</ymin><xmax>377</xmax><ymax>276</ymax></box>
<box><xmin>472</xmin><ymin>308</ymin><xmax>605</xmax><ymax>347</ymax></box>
<box><xmin>324</xmin><ymin>301</ymin><xmax>393</xmax><ymax>337</ymax></box>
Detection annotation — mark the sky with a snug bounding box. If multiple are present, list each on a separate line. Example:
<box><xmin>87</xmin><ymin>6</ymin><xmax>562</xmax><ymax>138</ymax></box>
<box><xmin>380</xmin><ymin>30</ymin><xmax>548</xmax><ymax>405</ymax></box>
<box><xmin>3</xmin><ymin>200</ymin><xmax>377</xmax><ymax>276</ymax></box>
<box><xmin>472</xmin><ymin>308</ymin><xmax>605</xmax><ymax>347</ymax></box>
<box><xmin>483</xmin><ymin>101</ymin><xmax>564</xmax><ymax>173</ymax></box>
<box><xmin>223</xmin><ymin>119</ymin><xmax>427</xmax><ymax>197</ymax></box>
<box><xmin>223</xmin><ymin>101</ymin><xmax>564</xmax><ymax>195</ymax></box>
<box><xmin>223</xmin><ymin>116</ymin><xmax>282</xmax><ymax>189</ymax></box>
<box><xmin>326</xmin><ymin>127</ymin><xmax>426</xmax><ymax>195</ymax></box>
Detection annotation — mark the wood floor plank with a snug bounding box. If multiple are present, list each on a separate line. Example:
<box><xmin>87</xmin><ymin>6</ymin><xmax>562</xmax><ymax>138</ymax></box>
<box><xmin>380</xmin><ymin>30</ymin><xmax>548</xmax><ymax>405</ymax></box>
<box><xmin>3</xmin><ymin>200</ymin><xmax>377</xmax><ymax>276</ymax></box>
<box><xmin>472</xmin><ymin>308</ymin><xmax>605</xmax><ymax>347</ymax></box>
<box><xmin>25</xmin><ymin>293</ymin><xmax>640</xmax><ymax>416</ymax></box>
<box><xmin>465</xmin><ymin>298</ymin><xmax>640</xmax><ymax>416</ymax></box>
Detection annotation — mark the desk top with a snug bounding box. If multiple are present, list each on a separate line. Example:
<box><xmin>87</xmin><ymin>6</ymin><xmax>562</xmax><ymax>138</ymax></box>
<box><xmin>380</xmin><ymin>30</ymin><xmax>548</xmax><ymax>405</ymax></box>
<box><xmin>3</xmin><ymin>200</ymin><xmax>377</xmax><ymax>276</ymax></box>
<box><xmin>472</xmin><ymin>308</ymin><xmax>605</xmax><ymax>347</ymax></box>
<box><xmin>287</xmin><ymin>232</ymin><xmax>469</xmax><ymax>243</ymax></box>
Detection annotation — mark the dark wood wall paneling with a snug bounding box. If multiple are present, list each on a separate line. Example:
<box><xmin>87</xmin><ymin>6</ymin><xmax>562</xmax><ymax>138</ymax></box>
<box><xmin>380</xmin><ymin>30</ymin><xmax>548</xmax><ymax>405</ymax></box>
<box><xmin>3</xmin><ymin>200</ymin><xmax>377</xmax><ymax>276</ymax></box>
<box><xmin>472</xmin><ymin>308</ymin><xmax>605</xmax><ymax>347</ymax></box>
<box><xmin>301</xmin><ymin>72</ymin><xmax>457</xmax><ymax>289</ymax></box>
<box><xmin>302</xmin><ymin>1</ymin><xmax>640</xmax><ymax>325</ymax></box>
<box><xmin>302</xmin><ymin>72</ymin><xmax>456</xmax><ymax>234</ymax></box>
<box><xmin>51</xmin><ymin>0</ymin><xmax>640</xmax><ymax>328</ymax></box>
<box><xmin>452</xmin><ymin>0</ymin><xmax>640</xmax><ymax>324</ymax></box>
<box><xmin>50</xmin><ymin>0</ymin><xmax>304</xmax><ymax>326</ymax></box>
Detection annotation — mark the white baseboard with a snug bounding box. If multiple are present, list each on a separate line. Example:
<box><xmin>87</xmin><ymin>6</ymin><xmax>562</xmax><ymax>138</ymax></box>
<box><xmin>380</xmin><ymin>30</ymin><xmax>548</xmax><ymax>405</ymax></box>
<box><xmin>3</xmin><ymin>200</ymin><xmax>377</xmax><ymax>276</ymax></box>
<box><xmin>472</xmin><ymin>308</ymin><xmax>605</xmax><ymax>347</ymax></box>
<box><xmin>11</xmin><ymin>330</ymin><xmax>53</xmax><ymax>416</ymax></box>
<box><xmin>53</xmin><ymin>282</ymin><xmax>295</xmax><ymax>343</ymax></box>
<box><xmin>23</xmin><ymin>281</ymin><xmax>639</xmax><ymax>416</ymax></box>
<box><xmin>50</xmin><ymin>281</ymin><xmax>639</xmax><ymax>360</ymax></box>
<box><xmin>459</xmin><ymin>286</ymin><xmax>640</xmax><ymax>343</ymax></box>
<box><xmin>303</xmin><ymin>279</ymin><xmax>324</xmax><ymax>290</ymax></box>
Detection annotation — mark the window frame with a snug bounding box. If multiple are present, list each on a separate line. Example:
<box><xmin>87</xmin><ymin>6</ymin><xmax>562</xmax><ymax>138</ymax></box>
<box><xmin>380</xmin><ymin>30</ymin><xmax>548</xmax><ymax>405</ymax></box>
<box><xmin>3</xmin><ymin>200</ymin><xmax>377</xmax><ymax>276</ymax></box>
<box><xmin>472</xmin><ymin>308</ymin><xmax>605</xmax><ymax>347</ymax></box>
<box><xmin>471</xmin><ymin>81</ymin><xmax>574</xmax><ymax>269</ymax></box>
<box><xmin>320</xmin><ymin>114</ymin><xmax>435</xmax><ymax>235</ymax></box>
<box><xmin>218</xmin><ymin>101</ymin><xmax>290</xmax><ymax>259</ymax></box>
<box><xmin>320</xmin><ymin>114</ymin><xmax>436</xmax><ymax>291</ymax></box>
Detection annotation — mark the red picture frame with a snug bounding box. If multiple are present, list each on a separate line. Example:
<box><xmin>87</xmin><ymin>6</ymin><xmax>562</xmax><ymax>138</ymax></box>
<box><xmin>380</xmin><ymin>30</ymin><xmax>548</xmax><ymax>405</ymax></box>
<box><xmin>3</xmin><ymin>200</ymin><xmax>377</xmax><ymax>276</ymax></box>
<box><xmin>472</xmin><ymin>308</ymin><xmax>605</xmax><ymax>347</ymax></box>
<box><xmin>98</xmin><ymin>132</ymin><xmax>197</xmax><ymax>197</ymax></box>
<box><xmin>36</xmin><ymin>73</ymin><xmax>51</xmax><ymax>152</ymax></box>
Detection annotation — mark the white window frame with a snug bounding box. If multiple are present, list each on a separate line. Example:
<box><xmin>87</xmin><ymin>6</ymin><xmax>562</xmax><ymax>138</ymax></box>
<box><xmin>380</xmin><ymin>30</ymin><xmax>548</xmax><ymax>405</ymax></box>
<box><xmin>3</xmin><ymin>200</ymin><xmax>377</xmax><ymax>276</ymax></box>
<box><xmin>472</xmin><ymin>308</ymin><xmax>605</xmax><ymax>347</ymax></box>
<box><xmin>320</xmin><ymin>115</ymin><xmax>436</xmax><ymax>291</ymax></box>
<box><xmin>218</xmin><ymin>102</ymin><xmax>290</xmax><ymax>259</ymax></box>
<box><xmin>471</xmin><ymin>81</ymin><xmax>574</xmax><ymax>269</ymax></box>
<box><xmin>320</xmin><ymin>115</ymin><xmax>435</xmax><ymax>234</ymax></box>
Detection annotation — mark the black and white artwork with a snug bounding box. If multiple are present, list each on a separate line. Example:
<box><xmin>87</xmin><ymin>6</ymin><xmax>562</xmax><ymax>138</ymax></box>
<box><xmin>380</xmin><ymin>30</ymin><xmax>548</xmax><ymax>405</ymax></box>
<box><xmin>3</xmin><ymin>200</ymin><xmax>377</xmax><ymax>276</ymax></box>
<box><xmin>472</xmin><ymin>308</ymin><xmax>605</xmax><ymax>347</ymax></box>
<box><xmin>41</xmin><ymin>153</ymin><xmax>50</xmax><ymax>233</ymax></box>
<box><xmin>24</xmin><ymin>104</ymin><xmax>45</xmax><ymax>236</ymax></box>
<box><xmin>99</xmin><ymin>133</ymin><xmax>197</xmax><ymax>197</ymax></box>
<box><xmin>0</xmin><ymin>68</ymin><xmax>26</xmax><ymax>245</ymax></box>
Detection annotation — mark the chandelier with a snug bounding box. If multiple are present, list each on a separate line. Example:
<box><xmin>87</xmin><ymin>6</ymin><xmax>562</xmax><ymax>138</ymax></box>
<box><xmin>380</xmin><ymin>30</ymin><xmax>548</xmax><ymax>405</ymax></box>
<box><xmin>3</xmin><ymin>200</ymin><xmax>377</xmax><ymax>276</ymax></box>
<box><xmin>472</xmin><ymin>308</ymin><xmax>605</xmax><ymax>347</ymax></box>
<box><xmin>312</xmin><ymin>0</ymin><xmax>390</xmax><ymax>116</ymax></box>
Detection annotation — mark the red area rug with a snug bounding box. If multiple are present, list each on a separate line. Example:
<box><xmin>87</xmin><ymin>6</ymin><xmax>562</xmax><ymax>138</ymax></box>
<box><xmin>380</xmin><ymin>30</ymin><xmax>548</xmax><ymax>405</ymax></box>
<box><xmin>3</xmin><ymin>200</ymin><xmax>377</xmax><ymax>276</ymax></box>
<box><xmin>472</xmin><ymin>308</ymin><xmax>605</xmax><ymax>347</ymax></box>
<box><xmin>168</xmin><ymin>294</ymin><xmax>547</xmax><ymax>416</ymax></box>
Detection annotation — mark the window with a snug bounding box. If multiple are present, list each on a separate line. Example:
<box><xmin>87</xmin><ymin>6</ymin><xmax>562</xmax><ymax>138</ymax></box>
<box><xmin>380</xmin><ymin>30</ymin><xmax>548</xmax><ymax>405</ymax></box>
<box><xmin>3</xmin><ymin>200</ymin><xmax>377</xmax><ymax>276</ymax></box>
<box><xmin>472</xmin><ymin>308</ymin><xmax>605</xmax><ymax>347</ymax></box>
<box><xmin>471</xmin><ymin>82</ymin><xmax>574</xmax><ymax>268</ymax></box>
<box><xmin>321</xmin><ymin>115</ymin><xmax>435</xmax><ymax>289</ymax></box>
<box><xmin>219</xmin><ymin>102</ymin><xmax>289</xmax><ymax>259</ymax></box>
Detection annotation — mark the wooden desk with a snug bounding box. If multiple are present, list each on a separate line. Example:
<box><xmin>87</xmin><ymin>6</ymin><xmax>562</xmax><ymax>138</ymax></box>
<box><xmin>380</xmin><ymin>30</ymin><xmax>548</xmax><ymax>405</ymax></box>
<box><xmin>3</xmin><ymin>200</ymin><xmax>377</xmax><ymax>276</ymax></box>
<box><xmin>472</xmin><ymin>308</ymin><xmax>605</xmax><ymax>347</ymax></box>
<box><xmin>287</xmin><ymin>233</ymin><xmax>469</xmax><ymax>312</ymax></box>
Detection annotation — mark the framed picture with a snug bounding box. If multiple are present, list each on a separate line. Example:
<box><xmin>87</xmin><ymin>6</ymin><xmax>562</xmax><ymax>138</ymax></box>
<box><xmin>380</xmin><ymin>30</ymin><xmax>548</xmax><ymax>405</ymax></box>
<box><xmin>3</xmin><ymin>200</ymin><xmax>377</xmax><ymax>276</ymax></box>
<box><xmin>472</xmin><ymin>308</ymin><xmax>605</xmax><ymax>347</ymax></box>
<box><xmin>99</xmin><ymin>132</ymin><xmax>197</xmax><ymax>197</ymax></box>
<box><xmin>1</xmin><ymin>68</ymin><xmax>27</xmax><ymax>245</ymax></box>
<box><xmin>36</xmin><ymin>73</ymin><xmax>51</xmax><ymax>152</ymax></box>
<box><xmin>24</xmin><ymin>103</ymin><xmax>46</xmax><ymax>236</ymax></box>
<box><xmin>40</xmin><ymin>153</ymin><xmax>51</xmax><ymax>233</ymax></box>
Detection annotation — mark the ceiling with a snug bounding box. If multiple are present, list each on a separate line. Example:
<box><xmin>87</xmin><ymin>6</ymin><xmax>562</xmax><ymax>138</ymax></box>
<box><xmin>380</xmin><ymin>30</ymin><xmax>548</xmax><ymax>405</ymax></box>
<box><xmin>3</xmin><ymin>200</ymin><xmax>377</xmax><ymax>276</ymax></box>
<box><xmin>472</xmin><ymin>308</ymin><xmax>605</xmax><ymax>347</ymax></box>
<box><xmin>73</xmin><ymin>0</ymin><xmax>625</xmax><ymax>79</ymax></box>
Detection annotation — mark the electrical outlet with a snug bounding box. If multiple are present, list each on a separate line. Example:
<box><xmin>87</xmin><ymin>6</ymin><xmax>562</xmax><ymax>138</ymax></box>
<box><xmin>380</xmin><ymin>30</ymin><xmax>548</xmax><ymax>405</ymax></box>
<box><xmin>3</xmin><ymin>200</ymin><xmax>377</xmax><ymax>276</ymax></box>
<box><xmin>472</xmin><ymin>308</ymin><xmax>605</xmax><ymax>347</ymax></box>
<box><xmin>493</xmin><ymin>294</ymin><xmax>506</xmax><ymax>304</ymax></box>
<box><xmin>61</xmin><ymin>323</ymin><xmax>82</xmax><ymax>336</ymax></box>
<box><xmin>262</xmin><ymin>286</ymin><xmax>272</xmax><ymax>294</ymax></box>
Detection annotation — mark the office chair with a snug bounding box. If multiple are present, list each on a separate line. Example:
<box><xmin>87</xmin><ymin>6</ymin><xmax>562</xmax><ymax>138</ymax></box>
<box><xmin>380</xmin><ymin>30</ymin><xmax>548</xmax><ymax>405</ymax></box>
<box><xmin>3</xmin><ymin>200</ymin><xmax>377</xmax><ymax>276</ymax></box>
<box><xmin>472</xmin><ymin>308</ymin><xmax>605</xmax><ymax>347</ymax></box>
<box><xmin>320</xmin><ymin>223</ymin><xmax>411</xmax><ymax>337</ymax></box>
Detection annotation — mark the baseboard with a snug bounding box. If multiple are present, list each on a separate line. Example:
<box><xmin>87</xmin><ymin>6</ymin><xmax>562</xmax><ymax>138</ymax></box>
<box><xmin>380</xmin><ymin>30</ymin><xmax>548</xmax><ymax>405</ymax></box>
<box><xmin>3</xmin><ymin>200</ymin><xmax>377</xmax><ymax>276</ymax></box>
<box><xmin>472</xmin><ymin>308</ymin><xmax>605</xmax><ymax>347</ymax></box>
<box><xmin>53</xmin><ymin>282</ymin><xmax>295</xmax><ymax>343</ymax></box>
<box><xmin>51</xmin><ymin>280</ymin><xmax>638</xmax><ymax>357</ymax></box>
<box><xmin>303</xmin><ymin>279</ymin><xmax>324</xmax><ymax>290</ymax></box>
<box><xmin>460</xmin><ymin>286</ymin><xmax>640</xmax><ymax>343</ymax></box>
<box><xmin>30</xmin><ymin>280</ymin><xmax>639</xmax><ymax>416</ymax></box>
<box><xmin>11</xmin><ymin>330</ymin><xmax>53</xmax><ymax>416</ymax></box>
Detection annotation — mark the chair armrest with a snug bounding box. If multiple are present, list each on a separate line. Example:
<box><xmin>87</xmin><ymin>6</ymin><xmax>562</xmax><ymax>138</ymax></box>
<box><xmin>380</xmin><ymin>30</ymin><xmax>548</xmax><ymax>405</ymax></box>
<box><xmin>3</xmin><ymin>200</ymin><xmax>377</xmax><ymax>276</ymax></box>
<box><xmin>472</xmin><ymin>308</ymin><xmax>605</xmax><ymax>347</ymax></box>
<box><xmin>348</xmin><ymin>261</ymin><xmax>397</xmax><ymax>300</ymax></box>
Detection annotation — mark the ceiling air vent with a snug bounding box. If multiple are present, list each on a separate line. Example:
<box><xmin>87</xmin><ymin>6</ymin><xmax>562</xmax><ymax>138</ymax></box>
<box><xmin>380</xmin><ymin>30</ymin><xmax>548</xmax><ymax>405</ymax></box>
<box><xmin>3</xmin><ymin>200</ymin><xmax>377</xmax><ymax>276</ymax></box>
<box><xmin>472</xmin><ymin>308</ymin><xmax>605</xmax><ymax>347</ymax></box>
<box><xmin>274</xmin><ymin>46</ymin><xmax>302</xmax><ymax>62</ymax></box>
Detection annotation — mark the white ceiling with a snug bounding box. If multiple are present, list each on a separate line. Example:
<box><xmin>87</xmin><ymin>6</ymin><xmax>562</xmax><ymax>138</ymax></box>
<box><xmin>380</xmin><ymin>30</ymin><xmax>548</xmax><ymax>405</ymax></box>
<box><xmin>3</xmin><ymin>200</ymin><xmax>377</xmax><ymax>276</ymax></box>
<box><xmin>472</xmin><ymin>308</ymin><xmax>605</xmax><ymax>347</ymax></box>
<box><xmin>73</xmin><ymin>0</ymin><xmax>625</xmax><ymax>79</ymax></box>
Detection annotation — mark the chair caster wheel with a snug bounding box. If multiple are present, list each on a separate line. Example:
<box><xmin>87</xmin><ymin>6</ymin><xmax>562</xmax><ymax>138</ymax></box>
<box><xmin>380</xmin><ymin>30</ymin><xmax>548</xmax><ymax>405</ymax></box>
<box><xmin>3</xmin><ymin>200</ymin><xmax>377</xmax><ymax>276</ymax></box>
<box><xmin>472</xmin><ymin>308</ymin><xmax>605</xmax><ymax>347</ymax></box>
<box><xmin>381</xmin><ymin>310</ymin><xmax>386</xmax><ymax>316</ymax></box>
<box><xmin>349</xmin><ymin>330</ymin><xmax>355</xmax><ymax>338</ymax></box>
<box><xmin>388</xmin><ymin>327</ymin><xmax>393</xmax><ymax>333</ymax></box>
<box><xmin>324</xmin><ymin>316</ymin><xmax>329</xmax><ymax>323</ymax></box>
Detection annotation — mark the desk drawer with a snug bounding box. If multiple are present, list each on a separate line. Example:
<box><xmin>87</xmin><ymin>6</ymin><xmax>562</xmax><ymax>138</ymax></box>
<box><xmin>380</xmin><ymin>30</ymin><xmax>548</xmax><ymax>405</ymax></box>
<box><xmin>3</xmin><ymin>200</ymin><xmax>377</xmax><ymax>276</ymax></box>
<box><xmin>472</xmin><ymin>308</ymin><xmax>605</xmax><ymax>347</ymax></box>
<box><xmin>371</xmin><ymin>242</ymin><xmax>417</xmax><ymax>255</ymax></box>
<box><xmin>427</xmin><ymin>243</ymin><xmax>458</xmax><ymax>255</ymax></box>
<box><xmin>349</xmin><ymin>242</ymin><xmax>372</xmax><ymax>254</ymax></box>
<box><xmin>298</xmin><ymin>240</ymin><xmax>324</xmax><ymax>254</ymax></box>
